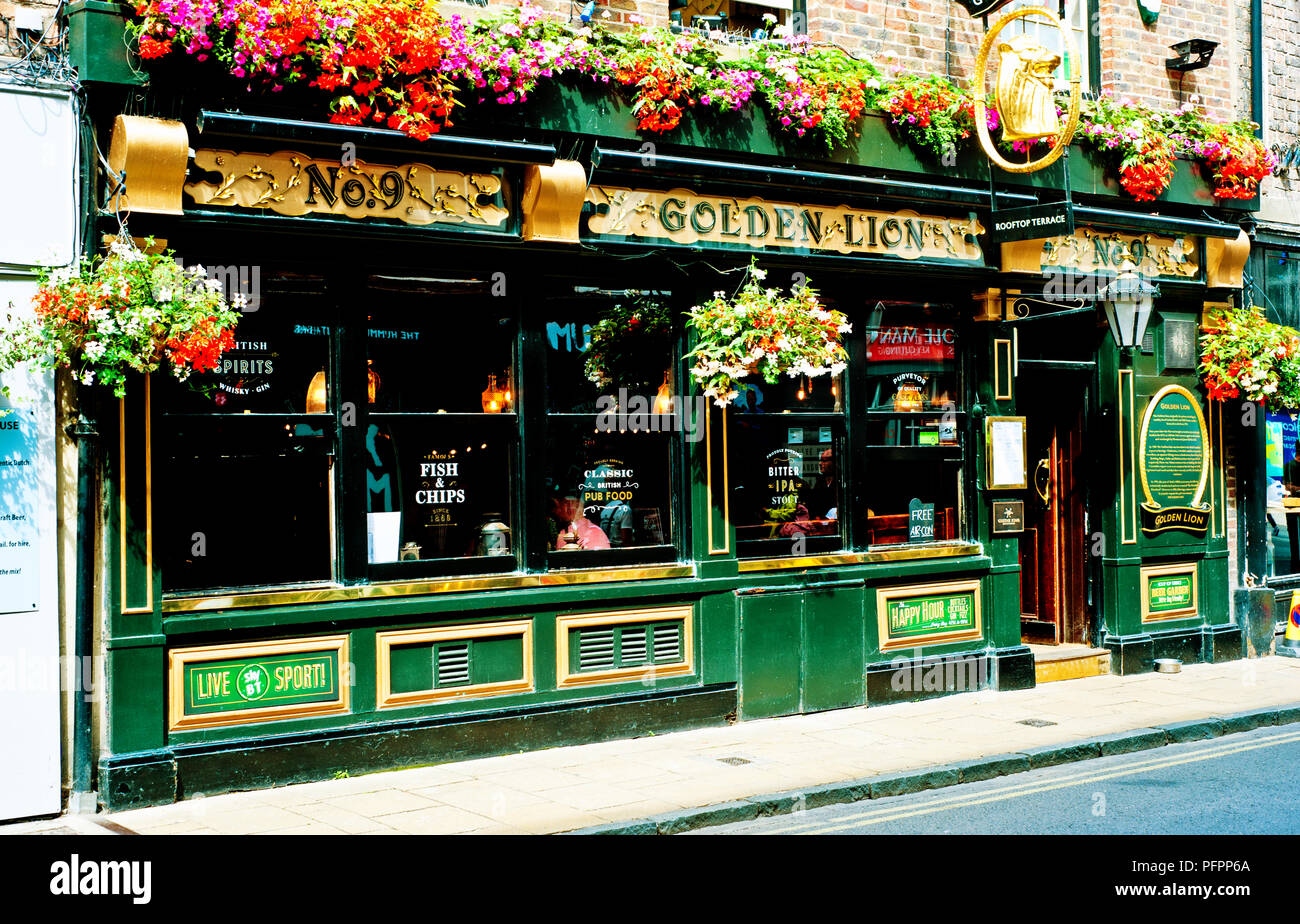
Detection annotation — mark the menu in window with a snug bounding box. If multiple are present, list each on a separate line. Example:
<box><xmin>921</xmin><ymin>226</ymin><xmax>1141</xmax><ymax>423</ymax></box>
<box><xmin>988</xmin><ymin>418</ymin><xmax>1027</xmax><ymax>489</ymax></box>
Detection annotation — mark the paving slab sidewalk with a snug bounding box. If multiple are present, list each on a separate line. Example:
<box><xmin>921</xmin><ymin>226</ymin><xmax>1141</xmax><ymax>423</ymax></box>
<box><xmin>6</xmin><ymin>657</ymin><xmax>1300</xmax><ymax>836</ymax></box>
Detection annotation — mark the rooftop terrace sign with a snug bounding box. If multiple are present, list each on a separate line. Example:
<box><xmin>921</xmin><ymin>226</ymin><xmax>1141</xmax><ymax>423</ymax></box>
<box><xmin>584</xmin><ymin>185</ymin><xmax>985</xmax><ymax>265</ymax></box>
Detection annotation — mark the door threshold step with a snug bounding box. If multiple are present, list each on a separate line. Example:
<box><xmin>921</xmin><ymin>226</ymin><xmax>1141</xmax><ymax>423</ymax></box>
<box><xmin>1027</xmin><ymin>645</ymin><xmax>1111</xmax><ymax>683</ymax></box>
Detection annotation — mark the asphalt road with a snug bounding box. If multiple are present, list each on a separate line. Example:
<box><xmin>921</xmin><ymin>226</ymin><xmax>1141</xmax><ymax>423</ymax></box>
<box><xmin>694</xmin><ymin>725</ymin><xmax>1300</xmax><ymax>834</ymax></box>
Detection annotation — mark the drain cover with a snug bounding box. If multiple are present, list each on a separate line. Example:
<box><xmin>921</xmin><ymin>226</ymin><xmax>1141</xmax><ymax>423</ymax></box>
<box><xmin>1018</xmin><ymin>718</ymin><xmax>1058</xmax><ymax>727</ymax></box>
<box><xmin>718</xmin><ymin>756</ymin><xmax>752</xmax><ymax>766</ymax></box>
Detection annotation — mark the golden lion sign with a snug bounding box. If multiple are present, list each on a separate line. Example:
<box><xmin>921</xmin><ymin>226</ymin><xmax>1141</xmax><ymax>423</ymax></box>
<box><xmin>974</xmin><ymin>7</ymin><xmax>1082</xmax><ymax>173</ymax></box>
<box><xmin>585</xmin><ymin>185</ymin><xmax>985</xmax><ymax>264</ymax></box>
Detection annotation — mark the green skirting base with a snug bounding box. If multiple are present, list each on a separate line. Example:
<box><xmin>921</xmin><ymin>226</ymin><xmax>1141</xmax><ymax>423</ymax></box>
<box><xmin>1103</xmin><ymin>625</ymin><xmax>1243</xmax><ymax>675</ymax></box>
<box><xmin>98</xmin><ymin>683</ymin><xmax>737</xmax><ymax>812</ymax></box>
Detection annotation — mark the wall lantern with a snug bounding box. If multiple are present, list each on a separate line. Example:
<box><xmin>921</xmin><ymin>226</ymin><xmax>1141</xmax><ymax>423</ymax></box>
<box><xmin>1137</xmin><ymin>0</ymin><xmax>1161</xmax><ymax>27</ymax></box>
<box><xmin>1100</xmin><ymin>257</ymin><xmax>1160</xmax><ymax>351</ymax></box>
<box><xmin>1166</xmin><ymin>39</ymin><xmax>1218</xmax><ymax>72</ymax></box>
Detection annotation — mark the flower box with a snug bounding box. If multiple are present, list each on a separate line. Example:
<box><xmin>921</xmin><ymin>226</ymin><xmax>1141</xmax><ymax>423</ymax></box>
<box><xmin>65</xmin><ymin>0</ymin><xmax>147</xmax><ymax>87</ymax></box>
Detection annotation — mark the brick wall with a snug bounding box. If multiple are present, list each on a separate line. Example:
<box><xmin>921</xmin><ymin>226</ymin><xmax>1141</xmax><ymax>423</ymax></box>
<box><xmin>0</xmin><ymin>0</ymin><xmax>59</xmax><ymax>62</ymax></box>
<box><xmin>1097</xmin><ymin>0</ymin><xmax>1246</xmax><ymax>123</ymax></box>
<box><xmin>1259</xmin><ymin>0</ymin><xmax>1300</xmax><ymax>232</ymax></box>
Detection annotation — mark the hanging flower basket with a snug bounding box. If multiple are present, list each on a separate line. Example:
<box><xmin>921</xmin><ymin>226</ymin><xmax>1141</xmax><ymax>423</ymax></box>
<box><xmin>0</xmin><ymin>238</ymin><xmax>241</xmax><ymax>398</ymax></box>
<box><xmin>1199</xmin><ymin>305</ymin><xmax>1300</xmax><ymax>410</ymax></box>
<box><xmin>686</xmin><ymin>262</ymin><xmax>850</xmax><ymax>407</ymax></box>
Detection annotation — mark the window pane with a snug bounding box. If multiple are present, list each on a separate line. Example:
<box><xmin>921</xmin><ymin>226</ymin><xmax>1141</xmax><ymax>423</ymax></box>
<box><xmin>546</xmin><ymin>296</ymin><xmax>675</xmax><ymax>414</ymax></box>
<box><xmin>731</xmin><ymin>417</ymin><xmax>845</xmax><ymax>556</ymax></box>
<box><xmin>160</xmin><ymin>417</ymin><xmax>333</xmax><ymax>592</ymax></box>
<box><xmin>863</xmin><ymin>301</ymin><xmax>962</xmax><ymax>411</ymax></box>
<box><xmin>730</xmin><ymin>373</ymin><xmax>844</xmax><ymax>414</ymax></box>
<box><xmin>365</xmin><ymin>417</ymin><xmax>516</xmax><ymax>564</ymax></box>
<box><xmin>1267</xmin><ymin>411</ymin><xmax>1300</xmax><ymax>577</ymax></box>
<box><xmin>162</xmin><ymin>273</ymin><xmax>332</xmax><ymax>414</ymax></box>
<box><xmin>365</xmin><ymin>276</ymin><xmax>514</xmax><ymax>414</ymax></box>
<box><xmin>544</xmin><ymin>421</ymin><xmax>673</xmax><ymax>553</ymax></box>
<box><xmin>863</xmin><ymin>456</ymin><xmax>963</xmax><ymax>546</ymax></box>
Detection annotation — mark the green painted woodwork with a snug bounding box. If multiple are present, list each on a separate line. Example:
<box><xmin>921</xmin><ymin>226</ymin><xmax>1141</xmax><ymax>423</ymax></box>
<box><xmin>737</xmin><ymin>581</ymin><xmax>867</xmax><ymax>719</ymax></box>
<box><xmin>389</xmin><ymin>643</ymin><xmax>434</xmax><ymax>695</ymax></box>
<box><xmin>801</xmin><ymin>581</ymin><xmax>867</xmax><ymax>713</ymax></box>
<box><xmin>390</xmin><ymin>634</ymin><xmax>524</xmax><ymax>694</ymax></box>
<box><xmin>472</xmin><ymin>636</ymin><xmax>526</xmax><ymax>684</ymax></box>
<box><xmin>738</xmin><ymin>591</ymin><xmax>803</xmax><ymax>720</ymax></box>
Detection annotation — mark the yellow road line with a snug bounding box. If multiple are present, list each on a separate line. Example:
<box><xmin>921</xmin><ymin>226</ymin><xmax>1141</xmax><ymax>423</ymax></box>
<box><xmin>762</xmin><ymin>728</ymin><xmax>1300</xmax><ymax>836</ymax></box>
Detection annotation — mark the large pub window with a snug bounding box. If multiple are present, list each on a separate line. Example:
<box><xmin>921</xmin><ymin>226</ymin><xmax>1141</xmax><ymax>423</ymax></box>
<box><xmin>860</xmin><ymin>300</ymin><xmax>965</xmax><ymax>547</ymax></box>
<box><xmin>731</xmin><ymin>291</ymin><xmax>848</xmax><ymax>559</ymax></box>
<box><xmin>539</xmin><ymin>289</ymin><xmax>680</xmax><ymax>567</ymax></box>
<box><xmin>159</xmin><ymin>271</ymin><xmax>337</xmax><ymax>593</ymax></box>
<box><xmin>358</xmin><ymin>274</ymin><xmax>520</xmax><ymax>580</ymax></box>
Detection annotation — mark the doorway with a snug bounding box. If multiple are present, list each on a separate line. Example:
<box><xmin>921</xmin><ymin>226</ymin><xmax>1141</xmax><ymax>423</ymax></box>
<box><xmin>1017</xmin><ymin>370</ymin><xmax>1091</xmax><ymax>645</ymax></box>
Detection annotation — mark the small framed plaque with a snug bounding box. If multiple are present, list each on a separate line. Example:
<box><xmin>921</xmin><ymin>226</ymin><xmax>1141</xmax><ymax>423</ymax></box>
<box><xmin>992</xmin><ymin>500</ymin><xmax>1025</xmax><ymax>534</ymax></box>
<box><xmin>985</xmin><ymin>416</ymin><xmax>1028</xmax><ymax>491</ymax></box>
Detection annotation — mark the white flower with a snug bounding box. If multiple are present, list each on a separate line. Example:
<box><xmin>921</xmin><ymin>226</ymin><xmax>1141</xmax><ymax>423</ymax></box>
<box><xmin>84</xmin><ymin>341</ymin><xmax>106</xmax><ymax>362</ymax></box>
<box><xmin>751</xmin><ymin>267</ymin><xmax>768</xmax><ymax>281</ymax></box>
<box><xmin>80</xmin><ymin>370</ymin><xmax>95</xmax><ymax>386</ymax></box>
<box><xmin>231</xmin><ymin>293</ymin><xmax>249</xmax><ymax>309</ymax></box>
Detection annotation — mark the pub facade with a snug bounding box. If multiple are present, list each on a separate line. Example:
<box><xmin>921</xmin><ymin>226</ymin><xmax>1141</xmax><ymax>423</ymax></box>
<box><xmin>63</xmin><ymin>4</ymin><xmax>1257</xmax><ymax>810</ymax></box>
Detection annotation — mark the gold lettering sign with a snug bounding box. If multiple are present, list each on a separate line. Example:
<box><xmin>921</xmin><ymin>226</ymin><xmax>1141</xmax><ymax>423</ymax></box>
<box><xmin>185</xmin><ymin>149</ymin><xmax>510</xmax><ymax>229</ymax></box>
<box><xmin>1002</xmin><ymin>227</ymin><xmax>1199</xmax><ymax>281</ymax></box>
<box><xmin>585</xmin><ymin>186</ymin><xmax>985</xmax><ymax>264</ymax></box>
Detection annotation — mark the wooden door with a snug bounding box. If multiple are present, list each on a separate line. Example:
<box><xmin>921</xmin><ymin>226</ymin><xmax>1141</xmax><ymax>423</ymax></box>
<box><xmin>1020</xmin><ymin>404</ymin><xmax>1088</xmax><ymax>644</ymax></box>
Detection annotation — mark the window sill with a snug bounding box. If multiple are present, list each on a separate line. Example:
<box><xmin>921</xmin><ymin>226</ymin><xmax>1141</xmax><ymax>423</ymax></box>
<box><xmin>736</xmin><ymin>542</ymin><xmax>983</xmax><ymax>573</ymax></box>
<box><xmin>160</xmin><ymin>563</ymin><xmax>696</xmax><ymax>613</ymax></box>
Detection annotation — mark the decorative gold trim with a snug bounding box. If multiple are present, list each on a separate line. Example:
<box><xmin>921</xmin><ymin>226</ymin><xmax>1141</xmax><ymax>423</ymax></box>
<box><xmin>706</xmin><ymin>406</ymin><xmax>730</xmax><ymax>555</ymax></box>
<box><xmin>540</xmin><ymin>564</ymin><xmax>692</xmax><ymax>586</ymax></box>
<box><xmin>1138</xmin><ymin>384</ymin><xmax>1210</xmax><ymax>510</ymax></box>
<box><xmin>738</xmin><ymin>543</ymin><xmax>983</xmax><ymax>572</ymax></box>
<box><xmin>555</xmin><ymin>605</ymin><xmax>695</xmax><ymax>688</ymax></box>
<box><xmin>876</xmin><ymin>578</ymin><xmax>983</xmax><ymax>651</ymax></box>
<box><xmin>1119</xmin><ymin>368</ymin><xmax>1137</xmax><ymax>545</ymax></box>
<box><xmin>119</xmin><ymin>378</ymin><xmax>154</xmax><ymax>616</ymax></box>
<box><xmin>993</xmin><ymin>339</ymin><xmax>1013</xmax><ymax>401</ymax></box>
<box><xmin>161</xmin><ymin>564</ymin><xmax>696</xmax><ymax>613</ymax></box>
<box><xmin>107</xmin><ymin>115</ymin><xmax>190</xmax><ymax>215</ymax></box>
<box><xmin>521</xmin><ymin>159</ymin><xmax>587</xmax><ymax>243</ymax></box>
<box><xmin>375</xmin><ymin>619</ymin><xmax>534</xmax><ymax>709</ymax></box>
<box><xmin>1140</xmin><ymin>562</ymin><xmax>1199</xmax><ymax>623</ymax></box>
<box><xmin>985</xmin><ymin>416</ymin><xmax>1028</xmax><ymax>490</ymax></box>
<box><xmin>1205</xmin><ymin>231</ymin><xmax>1250</xmax><ymax>289</ymax></box>
<box><xmin>167</xmin><ymin>634</ymin><xmax>350</xmax><ymax>732</ymax></box>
